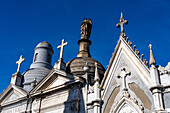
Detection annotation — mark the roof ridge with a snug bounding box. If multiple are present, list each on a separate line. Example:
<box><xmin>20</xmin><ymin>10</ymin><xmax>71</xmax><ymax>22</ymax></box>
<box><xmin>122</xmin><ymin>36</ymin><xmax>149</xmax><ymax>68</ymax></box>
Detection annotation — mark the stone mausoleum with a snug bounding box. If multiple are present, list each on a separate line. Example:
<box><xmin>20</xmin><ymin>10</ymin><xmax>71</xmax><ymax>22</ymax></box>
<box><xmin>0</xmin><ymin>13</ymin><xmax>170</xmax><ymax>113</ymax></box>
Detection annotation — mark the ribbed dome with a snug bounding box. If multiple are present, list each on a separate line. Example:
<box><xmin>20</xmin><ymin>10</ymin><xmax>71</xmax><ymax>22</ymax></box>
<box><xmin>22</xmin><ymin>68</ymin><xmax>50</xmax><ymax>91</ymax></box>
<box><xmin>66</xmin><ymin>57</ymin><xmax>105</xmax><ymax>83</ymax></box>
<box><xmin>36</xmin><ymin>41</ymin><xmax>53</xmax><ymax>49</ymax></box>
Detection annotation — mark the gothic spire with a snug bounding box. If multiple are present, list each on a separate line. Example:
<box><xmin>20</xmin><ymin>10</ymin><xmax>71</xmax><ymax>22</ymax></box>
<box><xmin>149</xmin><ymin>44</ymin><xmax>156</xmax><ymax>66</ymax></box>
<box><xmin>116</xmin><ymin>12</ymin><xmax>128</xmax><ymax>38</ymax></box>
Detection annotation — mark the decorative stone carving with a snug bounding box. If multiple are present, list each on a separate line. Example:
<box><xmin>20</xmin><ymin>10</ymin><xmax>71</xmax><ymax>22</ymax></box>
<box><xmin>135</xmin><ymin>49</ymin><xmax>140</xmax><ymax>56</ymax></box>
<box><xmin>128</xmin><ymin>40</ymin><xmax>132</xmax><ymax>47</ymax></box>
<box><xmin>125</xmin><ymin>37</ymin><xmax>129</xmax><ymax>42</ymax></box>
<box><xmin>143</xmin><ymin>59</ymin><xmax>148</xmax><ymax>67</ymax></box>
<box><xmin>80</xmin><ymin>18</ymin><xmax>92</xmax><ymax>39</ymax></box>
<box><xmin>116</xmin><ymin>12</ymin><xmax>128</xmax><ymax>38</ymax></box>
<box><xmin>158</xmin><ymin>64</ymin><xmax>170</xmax><ymax>75</ymax></box>
<box><xmin>118</xmin><ymin>104</ymin><xmax>137</xmax><ymax>113</ymax></box>
<box><xmin>110</xmin><ymin>93</ymin><xmax>144</xmax><ymax>113</ymax></box>
<box><xmin>140</xmin><ymin>54</ymin><xmax>144</xmax><ymax>60</ymax></box>
<box><xmin>117</xmin><ymin>68</ymin><xmax>131</xmax><ymax>91</ymax></box>
<box><xmin>110</xmin><ymin>67</ymin><xmax>144</xmax><ymax>113</ymax></box>
<box><xmin>133</xmin><ymin>45</ymin><xmax>136</xmax><ymax>51</ymax></box>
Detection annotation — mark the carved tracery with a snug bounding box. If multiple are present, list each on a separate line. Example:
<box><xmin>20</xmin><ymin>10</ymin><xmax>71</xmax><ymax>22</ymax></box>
<box><xmin>109</xmin><ymin>67</ymin><xmax>144</xmax><ymax>113</ymax></box>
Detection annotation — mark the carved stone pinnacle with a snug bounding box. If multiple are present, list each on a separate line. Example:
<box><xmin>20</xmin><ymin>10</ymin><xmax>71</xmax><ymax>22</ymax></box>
<box><xmin>148</xmin><ymin>44</ymin><xmax>156</xmax><ymax>66</ymax></box>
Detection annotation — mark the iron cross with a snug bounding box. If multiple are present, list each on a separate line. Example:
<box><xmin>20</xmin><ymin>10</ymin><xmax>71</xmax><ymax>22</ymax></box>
<box><xmin>116</xmin><ymin>12</ymin><xmax>128</xmax><ymax>37</ymax></box>
<box><xmin>16</xmin><ymin>55</ymin><xmax>25</xmax><ymax>73</ymax></box>
<box><xmin>57</xmin><ymin>39</ymin><xmax>68</xmax><ymax>59</ymax></box>
<box><xmin>117</xmin><ymin>68</ymin><xmax>131</xmax><ymax>91</ymax></box>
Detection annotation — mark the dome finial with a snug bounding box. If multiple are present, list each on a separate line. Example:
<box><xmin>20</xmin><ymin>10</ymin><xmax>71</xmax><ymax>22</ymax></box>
<box><xmin>149</xmin><ymin>44</ymin><xmax>156</xmax><ymax>66</ymax></box>
<box><xmin>77</xmin><ymin>18</ymin><xmax>92</xmax><ymax>58</ymax></box>
<box><xmin>80</xmin><ymin>18</ymin><xmax>92</xmax><ymax>39</ymax></box>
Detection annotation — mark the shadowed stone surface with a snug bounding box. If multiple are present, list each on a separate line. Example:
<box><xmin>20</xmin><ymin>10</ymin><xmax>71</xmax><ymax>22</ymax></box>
<box><xmin>66</xmin><ymin>57</ymin><xmax>105</xmax><ymax>84</ymax></box>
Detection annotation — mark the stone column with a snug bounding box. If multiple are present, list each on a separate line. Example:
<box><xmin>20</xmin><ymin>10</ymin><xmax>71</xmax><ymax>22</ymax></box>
<box><xmin>149</xmin><ymin>44</ymin><xmax>166</xmax><ymax>112</ymax></box>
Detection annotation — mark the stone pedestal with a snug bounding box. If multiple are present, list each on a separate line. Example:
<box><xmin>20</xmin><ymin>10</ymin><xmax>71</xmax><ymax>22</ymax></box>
<box><xmin>54</xmin><ymin>58</ymin><xmax>66</xmax><ymax>71</ymax></box>
<box><xmin>11</xmin><ymin>72</ymin><xmax>22</xmax><ymax>86</ymax></box>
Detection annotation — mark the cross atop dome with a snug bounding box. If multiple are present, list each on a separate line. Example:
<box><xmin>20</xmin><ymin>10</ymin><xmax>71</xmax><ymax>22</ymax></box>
<box><xmin>116</xmin><ymin>12</ymin><xmax>128</xmax><ymax>38</ymax></box>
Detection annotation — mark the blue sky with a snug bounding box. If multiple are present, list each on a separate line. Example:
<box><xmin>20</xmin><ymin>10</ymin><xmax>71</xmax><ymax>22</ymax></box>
<box><xmin>0</xmin><ymin>0</ymin><xmax>170</xmax><ymax>93</ymax></box>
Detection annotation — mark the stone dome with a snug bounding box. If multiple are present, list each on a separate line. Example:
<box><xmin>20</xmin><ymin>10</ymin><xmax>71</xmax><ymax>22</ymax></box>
<box><xmin>36</xmin><ymin>41</ymin><xmax>53</xmax><ymax>50</ymax></box>
<box><xmin>66</xmin><ymin>57</ymin><xmax>105</xmax><ymax>84</ymax></box>
<box><xmin>22</xmin><ymin>68</ymin><xmax>50</xmax><ymax>91</ymax></box>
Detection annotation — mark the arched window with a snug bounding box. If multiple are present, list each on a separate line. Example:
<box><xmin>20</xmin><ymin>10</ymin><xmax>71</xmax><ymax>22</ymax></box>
<box><xmin>34</xmin><ymin>53</ymin><xmax>38</xmax><ymax>62</ymax></box>
<box><xmin>47</xmin><ymin>54</ymin><xmax>51</xmax><ymax>63</ymax></box>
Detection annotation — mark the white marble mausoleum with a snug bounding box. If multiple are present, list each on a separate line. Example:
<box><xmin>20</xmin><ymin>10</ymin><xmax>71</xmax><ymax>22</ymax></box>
<box><xmin>0</xmin><ymin>13</ymin><xmax>170</xmax><ymax>113</ymax></box>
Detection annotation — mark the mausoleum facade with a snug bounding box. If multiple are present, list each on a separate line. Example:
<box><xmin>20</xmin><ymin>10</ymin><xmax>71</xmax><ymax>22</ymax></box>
<box><xmin>0</xmin><ymin>13</ymin><xmax>170</xmax><ymax>113</ymax></box>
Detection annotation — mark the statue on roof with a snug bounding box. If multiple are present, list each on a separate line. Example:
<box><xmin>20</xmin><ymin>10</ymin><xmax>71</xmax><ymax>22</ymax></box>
<box><xmin>80</xmin><ymin>18</ymin><xmax>92</xmax><ymax>39</ymax></box>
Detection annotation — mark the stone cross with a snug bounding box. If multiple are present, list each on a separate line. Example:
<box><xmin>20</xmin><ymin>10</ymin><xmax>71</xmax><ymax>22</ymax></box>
<box><xmin>117</xmin><ymin>68</ymin><xmax>131</xmax><ymax>91</ymax></box>
<box><xmin>149</xmin><ymin>44</ymin><xmax>152</xmax><ymax>49</ymax></box>
<box><xmin>116</xmin><ymin>12</ymin><xmax>128</xmax><ymax>37</ymax></box>
<box><xmin>57</xmin><ymin>39</ymin><xmax>68</xmax><ymax>59</ymax></box>
<box><xmin>16</xmin><ymin>55</ymin><xmax>25</xmax><ymax>73</ymax></box>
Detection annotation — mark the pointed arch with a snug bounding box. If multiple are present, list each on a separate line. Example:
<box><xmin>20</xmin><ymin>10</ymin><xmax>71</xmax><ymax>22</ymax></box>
<box><xmin>110</xmin><ymin>97</ymin><xmax>144</xmax><ymax>113</ymax></box>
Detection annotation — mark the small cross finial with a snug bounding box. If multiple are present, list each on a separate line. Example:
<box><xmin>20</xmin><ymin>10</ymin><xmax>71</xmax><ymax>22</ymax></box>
<box><xmin>116</xmin><ymin>12</ymin><xmax>128</xmax><ymax>38</ymax></box>
<box><xmin>16</xmin><ymin>55</ymin><xmax>25</xmax><ymax>73</ymax></box>
<box><xmin>149</xmin><ymin>44</ymin><xmax>152</xmax><ymax>49</ymax></box>
<box><xmin>57</xmin><ymin>39</ymin><xmax>68</xmax><ymax>60</ymax></box>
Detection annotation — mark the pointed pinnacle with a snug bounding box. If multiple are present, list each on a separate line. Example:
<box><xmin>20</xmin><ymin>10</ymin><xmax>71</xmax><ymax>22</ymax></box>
<box><xmin>120</xmin><ymin>12</ymin><xmax>124</xmax><ymax>22</ymax></box>
<box><xmin>121</xmin><ymin>12</ymin><xmax>123</xmax><ymax>19</ymax></box>
<box><xmin>149</xmin><ymin>44</ymin><xmax>156</xmax><ymax>66</ymax></box>
<box><xmin>95</xmin><ymin>62</ymin><xmax>100</xmax><ymax>82</ymax></box>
